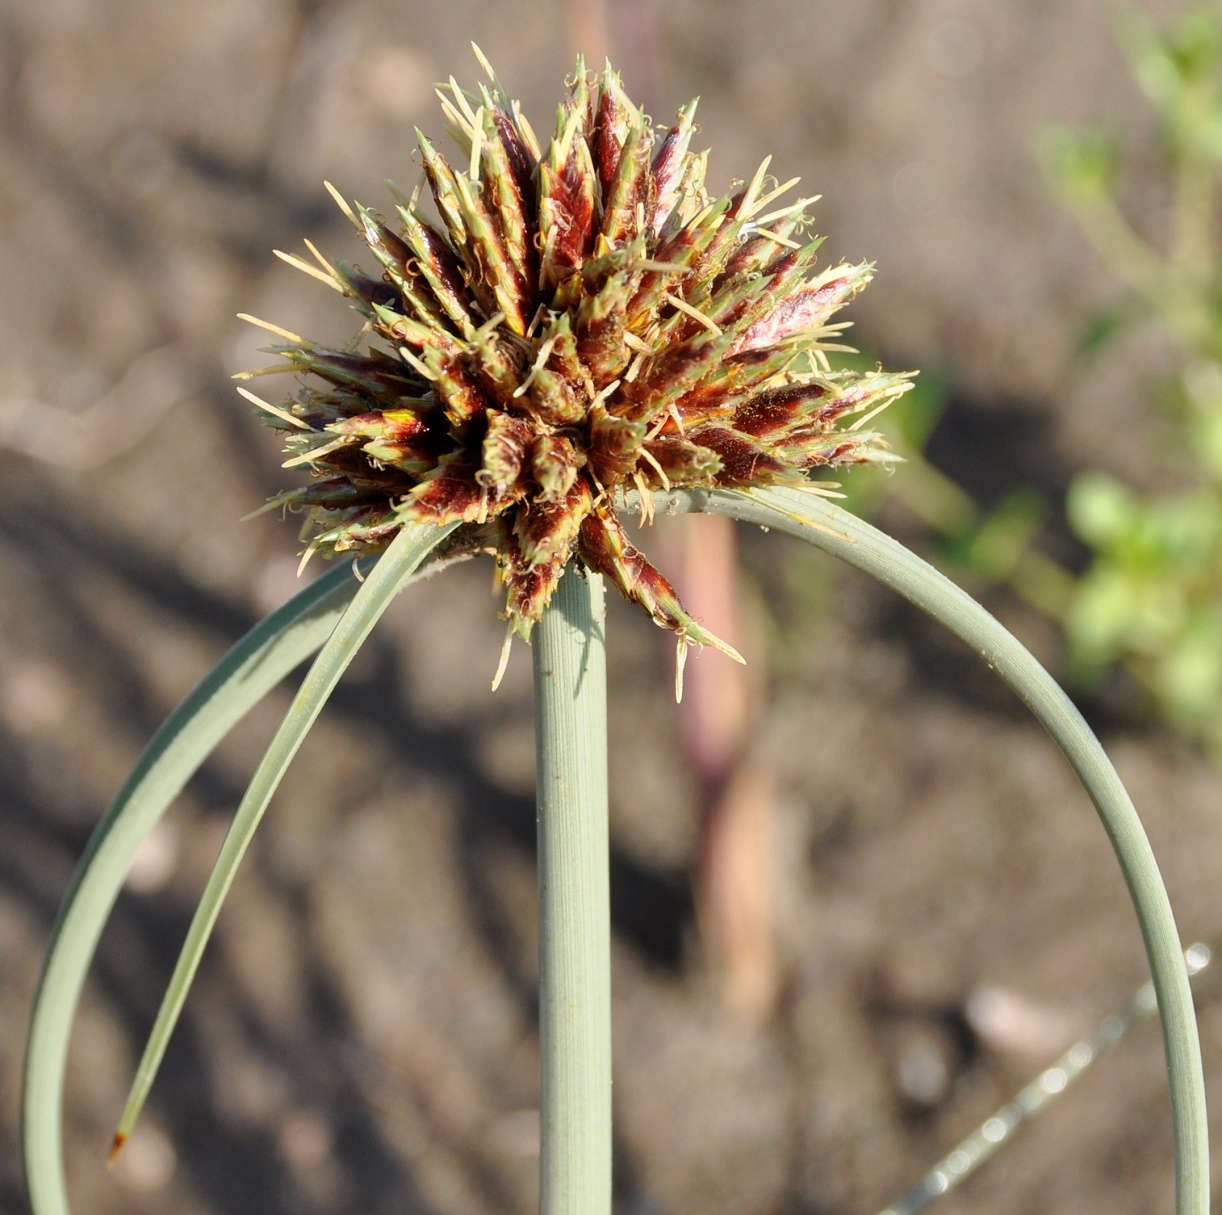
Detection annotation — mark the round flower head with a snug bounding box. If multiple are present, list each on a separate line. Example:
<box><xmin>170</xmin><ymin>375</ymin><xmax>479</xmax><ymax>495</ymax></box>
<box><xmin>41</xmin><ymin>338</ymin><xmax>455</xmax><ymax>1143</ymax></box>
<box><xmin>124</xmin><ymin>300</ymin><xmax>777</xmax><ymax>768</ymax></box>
<box><xmin>240</xmin><ymin>50</ymin><xmax>912</xmax><ymax>658</ymax></box>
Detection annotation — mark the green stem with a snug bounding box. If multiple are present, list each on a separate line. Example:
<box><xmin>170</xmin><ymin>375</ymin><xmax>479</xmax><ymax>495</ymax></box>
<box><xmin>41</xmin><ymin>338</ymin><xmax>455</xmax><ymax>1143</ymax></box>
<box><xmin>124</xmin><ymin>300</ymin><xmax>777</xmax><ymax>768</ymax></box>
<box><xmin>1068</xmin><ymin>192</ymin><xmax>1209</xmax><ymax>354</ymax></box>
<box><xmin>643</xmin><ymin>485</ymin><xmax>1208</xmax><ymax>1215</ymax></box>
<box><xmin>532</xmin><ymin>565</ymin><xmax>612</xmax><ymax>1215</ymax></box>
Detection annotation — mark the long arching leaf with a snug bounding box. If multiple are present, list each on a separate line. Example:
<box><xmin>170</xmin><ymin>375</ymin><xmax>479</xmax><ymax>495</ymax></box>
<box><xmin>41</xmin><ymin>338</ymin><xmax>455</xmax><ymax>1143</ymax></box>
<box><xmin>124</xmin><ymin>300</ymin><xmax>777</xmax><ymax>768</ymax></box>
<box><xmin>654</xmin><ymin>483</ymin><xmax>1208</xmax><ymax>1215</ymax></box>
<box><xmin>111</xmin><ymin>519</ymin><xmax>457</xmax><ymax>1155</ymax></box>
<box><xmin>24</xmin><ymin>526</ymin><xmax>457</xmax><ymax>1215</ymax></box>
<box><xmin>23</xmin><ymin>561</ymin><xmax>362</xmax><ymax>1215</ymax></box>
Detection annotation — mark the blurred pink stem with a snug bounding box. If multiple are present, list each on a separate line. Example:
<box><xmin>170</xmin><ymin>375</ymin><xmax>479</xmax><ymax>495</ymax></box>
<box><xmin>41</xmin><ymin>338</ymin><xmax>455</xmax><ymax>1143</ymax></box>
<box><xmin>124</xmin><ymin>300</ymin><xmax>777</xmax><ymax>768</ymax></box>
<box><xmin>567</xmin><ymin>0</ymin><xmax>610</xmax><ymax>63</ymax></box>
<box><xmin>563</xmin><ymin>0</ymin><xmax>777</xmax><ymax>1020</ymax></box>
<box><xmin>673</xmin><ymin>513</ymin><xmax>778</xmax><ymax>1020</ymax></box>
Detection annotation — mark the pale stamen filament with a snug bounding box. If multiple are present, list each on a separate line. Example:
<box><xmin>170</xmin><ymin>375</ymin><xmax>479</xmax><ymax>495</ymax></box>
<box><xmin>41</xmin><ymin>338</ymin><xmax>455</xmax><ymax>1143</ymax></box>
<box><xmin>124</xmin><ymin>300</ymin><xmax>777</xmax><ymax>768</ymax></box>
<box><xmin>235</xmin><ymin>385</ymin><xmax>310</xmax><ymax>431</ymax></box>
<box><xmin>664</xmin><ymin>292</ymin><xmax>722</xmax><ymax>336</ymax></box>
<box><xmin>591</xmin><ymin>378</ymin><xmax>622</xmax><ymax>408</ymax></box>
<box><xmin>514</xmin><ymin>106</ymin><xmax>542</xmax><ymax>159</ymax></box>
<box><xmin>436</xmin><ymin>92</ymin><xmax>474</xmax><ymax>145</ymax></box>
<box><xmin>491</xmin><ymin>622</ymin><xmax>515</xmax><ymax>692</ymax></box>
<box><xmin>398</xmin><ymin>347</ymin><xmax>439</xmax><ymax>381</ymax></box>
<box><xmin>304</xmin><ymin>239</ymin><xmax>339</xmax><ymax>276</ymax></box>
<box><xmin>632</xmin><ymin>470</ymin><xmax>656</xmax><ymax>527</ymax></box>
<box><xmin>674</xmin><ymin>638</ymin><xmax>690</xmax><ymax>704</ymax></box>
<box><xmin>447</xmin><ymin>76</ymin><xmax>480</xmax><ymax>126</ymax></box>
<box><xmin>324</xmin><ymin>181</ymin><xmax>360</xmax><ymax>229</ymax></box>
<box><xmin>296</xmin><ymin>541</ymin><xmax>320</xmax><ymax>577</ymax></box>
<box><xmin>468</xmin><ymin>106</ymin><xmax>487</xmax><ymax>180</ymax></box>
<box><xmin>282</xmin><ymin>435</ymin><xmax>353</xmax><ymax>469</ymax></box>
<box><xmin>737</xmin><ymin>155</ymin><xmax>773</xmax><ymax>218</ymax></box>
<box><xmin>848</xmin><ymin>394</ymin><xmax>904</xmax><ymax>432</ymax></box>
<box><xmin>744</xmin><ymin>176</ymin><xmax>803</xmax><ymax>221</ymax></box>
<box><xmin>751</xmin><ymin>193</ymin><xmax>822</xmax><ymax>227</ymax></box>
<box><xmin>638</xmin><ymin>446</ymin><xmax>672</xmax><ymax>492</ymax></box>
<box><xmin>273</xmin><ymin>249</ymin><xmax>343</xmax><ymax>292</ymax></box>
<box><xmin>513</xmin><ymin>336</ymin><xmax>558</xmax><ymax>398</ymax></box>
<box><xmin>236</xmin><ymin>314</ymin><xmax>305</xmax><ymax>345</ymax></box>
<box><xmin>753</xmin><ymin>229</ymin><xmax>802</xmax><ymax>250</ymax></box>
<box><xmin>233</xmin><ymin>363</ymin><xmax>300</xmax><ymax>380</ymax></box>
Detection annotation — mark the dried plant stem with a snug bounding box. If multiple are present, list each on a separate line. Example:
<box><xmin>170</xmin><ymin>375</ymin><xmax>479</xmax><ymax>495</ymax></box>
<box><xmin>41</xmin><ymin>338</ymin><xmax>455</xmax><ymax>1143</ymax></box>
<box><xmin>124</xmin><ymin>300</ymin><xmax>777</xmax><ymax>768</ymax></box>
<box><xmin>643</xmin><ymin>485</ymin><xmax>1207</xmax><ymax>1215</ymax></box>
<box><xmin>875</xmin><ymin>942</ymin><xmax>1213</xmax><ymax>1215</ymax></box>
<box><xmin>533</xmin><ymin>565</ymin><xmax>612</xmax><ymax>1215</ymax></box>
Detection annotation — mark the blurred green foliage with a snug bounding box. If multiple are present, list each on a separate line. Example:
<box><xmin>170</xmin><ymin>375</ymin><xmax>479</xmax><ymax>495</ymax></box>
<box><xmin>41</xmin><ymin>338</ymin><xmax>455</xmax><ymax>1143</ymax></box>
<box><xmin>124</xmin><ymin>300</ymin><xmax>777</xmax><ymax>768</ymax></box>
<box><xmin>1038</xmin><ymin>3</ymin><xmax>1222</xmax><ymax>753</ymax></box>
<box><xmin>811</xmin><ymin>6</ymin><xmax>1222</xmax><ymax>757</ymax></box>
<box><xmin>831</xmin><ymin>355</ymin><xmax>1074</xmax><ymax>624</ymax></box>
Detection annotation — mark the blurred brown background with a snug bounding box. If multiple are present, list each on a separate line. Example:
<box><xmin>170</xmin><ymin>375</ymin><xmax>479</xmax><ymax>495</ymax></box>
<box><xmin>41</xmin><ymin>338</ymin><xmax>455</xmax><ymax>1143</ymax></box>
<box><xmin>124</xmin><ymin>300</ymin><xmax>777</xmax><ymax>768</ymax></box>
<box><xmin>3</xmin><ymin>1</ymin><xmax>1222</xmax><ymax>1213</ymax></box>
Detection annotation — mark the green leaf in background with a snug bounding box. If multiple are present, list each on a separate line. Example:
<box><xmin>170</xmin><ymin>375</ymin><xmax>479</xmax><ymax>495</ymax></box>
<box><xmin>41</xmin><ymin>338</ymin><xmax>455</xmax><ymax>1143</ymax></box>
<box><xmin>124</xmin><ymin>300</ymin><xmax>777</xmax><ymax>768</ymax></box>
<box><xmin>1036</xmin><ymin>125</ymin><xmax>1120</xmax><ymax>205</ymax></box>
<box><xmin>945</xmin><ymin>488</ymin><xmax>1048</xmax><ymax>583</ymax></box>
<box><xmin>1066</xmin><ymin>470</ymin><xmax>1136</xmax><ymax>550</ymax></box>
<box><xmin>1074</xmin><ymin>297</ymin><xmax>1153</xmax><ymax>363</ymax></box>
<box><xmin>1120</xmin><ymin>5</ymin><xmax>1222</xmax><ymax>160</ymax></box>
<box><xmin>1159</xmin><ymin>609</ymin><xmax>1222</xmax><ymax>728</ymax></box>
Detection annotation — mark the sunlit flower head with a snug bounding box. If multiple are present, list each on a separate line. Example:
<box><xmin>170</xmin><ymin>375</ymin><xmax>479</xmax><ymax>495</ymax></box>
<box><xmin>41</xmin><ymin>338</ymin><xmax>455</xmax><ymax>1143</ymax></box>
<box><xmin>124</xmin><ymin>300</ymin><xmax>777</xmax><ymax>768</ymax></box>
<box><xmin>239</xmin><ymin>49</ymin><xmax>912</xmax><ymax>658</ymax></box>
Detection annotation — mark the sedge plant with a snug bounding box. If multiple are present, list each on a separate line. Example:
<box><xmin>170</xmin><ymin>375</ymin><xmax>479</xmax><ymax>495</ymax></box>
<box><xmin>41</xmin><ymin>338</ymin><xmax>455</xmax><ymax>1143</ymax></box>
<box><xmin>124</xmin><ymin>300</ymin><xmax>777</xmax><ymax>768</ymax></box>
<box><xmin>22</xmin><ymin>52</ymin><xmax>1209</xmax><ymax>1215</ymax></box>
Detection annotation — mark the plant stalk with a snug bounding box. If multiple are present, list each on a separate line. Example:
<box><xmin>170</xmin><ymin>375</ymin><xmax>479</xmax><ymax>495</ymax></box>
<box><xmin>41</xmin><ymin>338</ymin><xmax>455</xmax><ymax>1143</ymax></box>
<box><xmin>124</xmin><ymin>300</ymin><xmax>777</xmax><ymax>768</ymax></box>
<box><xmin>532</xmin><ymin>564</ymin><xmax>612</xmax><ymax>1215</ymax></box>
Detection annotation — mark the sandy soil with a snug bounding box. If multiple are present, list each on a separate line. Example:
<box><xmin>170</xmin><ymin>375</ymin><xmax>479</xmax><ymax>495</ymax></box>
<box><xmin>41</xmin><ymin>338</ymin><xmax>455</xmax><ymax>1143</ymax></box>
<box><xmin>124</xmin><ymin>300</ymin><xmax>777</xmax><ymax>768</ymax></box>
<box><xmin>2</xmin><ymin>2</ymin><xmax>1220</xmax><ymax>1213</ymax></box>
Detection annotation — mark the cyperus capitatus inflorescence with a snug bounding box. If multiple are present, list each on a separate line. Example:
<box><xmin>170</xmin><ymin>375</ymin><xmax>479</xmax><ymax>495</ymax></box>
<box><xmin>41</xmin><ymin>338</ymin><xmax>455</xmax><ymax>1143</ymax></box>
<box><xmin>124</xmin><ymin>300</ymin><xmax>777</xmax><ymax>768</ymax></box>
<box><xmin>239</xmin><ymin>50</ymin><xmax>912</xmax><ymax>660</ymax></box>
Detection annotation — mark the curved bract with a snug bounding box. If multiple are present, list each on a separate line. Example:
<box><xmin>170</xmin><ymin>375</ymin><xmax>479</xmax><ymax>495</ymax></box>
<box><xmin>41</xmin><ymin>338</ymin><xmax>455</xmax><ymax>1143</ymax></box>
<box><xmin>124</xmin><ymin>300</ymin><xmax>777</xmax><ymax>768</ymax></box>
<box><xmin>22</xmin><ymin>487</ymin><xmax>1207</xmax><ymax>1215</ymax></box>
<box><xmin>23</xmin><ymin>563</ymin><xmax>359</xmax><ymax>1215</ymax></box>
<box><xmin>23</xmin><ymin>524</ymin><xmax>459</xmax><ymax>1215</ymax></box>
<box><xmin>647</xmin><ymin>483</ymin><xmax>1209</xmax><ymax>1215</ymax></box>
<box><xmin>111</xmin><ymin>520</ymin><xmax>458</xmax><ymax>1151</ymax></box>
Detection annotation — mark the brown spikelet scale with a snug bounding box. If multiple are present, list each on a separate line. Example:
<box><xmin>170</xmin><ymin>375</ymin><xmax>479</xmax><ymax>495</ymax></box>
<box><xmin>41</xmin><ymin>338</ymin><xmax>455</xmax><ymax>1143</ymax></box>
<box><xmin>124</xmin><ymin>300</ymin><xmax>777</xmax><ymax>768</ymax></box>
<box><xmin>245</xmin><ymin>52</ymin><xmax>914</xmax><ymax>652</ymax></box>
